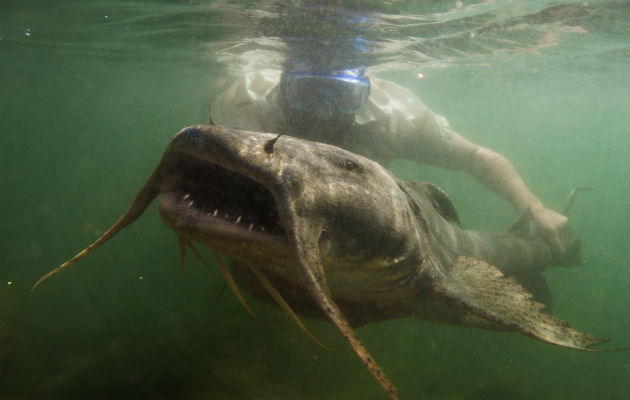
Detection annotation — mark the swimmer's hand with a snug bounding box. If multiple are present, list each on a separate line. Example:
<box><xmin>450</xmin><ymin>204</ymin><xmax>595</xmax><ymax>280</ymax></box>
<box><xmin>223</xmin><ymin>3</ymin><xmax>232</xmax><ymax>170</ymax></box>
<box><xmin>530</xmin><ymin>204</ymin><xmax>569</xmax><ymax>255</ymax></box>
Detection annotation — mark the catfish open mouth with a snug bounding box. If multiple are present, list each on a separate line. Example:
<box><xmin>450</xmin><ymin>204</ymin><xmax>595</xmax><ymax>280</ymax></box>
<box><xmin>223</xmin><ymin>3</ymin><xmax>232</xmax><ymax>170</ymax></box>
<box><xmin>159</xmin><ymin>155</ymin><xmax>285</xmax><ymax>237</ymax></box>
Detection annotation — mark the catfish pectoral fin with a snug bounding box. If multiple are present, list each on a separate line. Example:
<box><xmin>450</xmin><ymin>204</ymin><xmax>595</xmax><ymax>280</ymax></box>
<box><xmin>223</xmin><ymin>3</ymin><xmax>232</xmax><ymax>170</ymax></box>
<box><xmin>302</xmin><ymin>261</ymin><xmax>399</xmax><ymax>400</ymax></box>
<box><xmin>435</xmin><ymin>256</ymin><xmax>607</xmax><ymax>351</ymax></box>
<box><xmin>290</xmin><ymin>231</ymin><xmax>399</xmax><ymax>400</ymax></box>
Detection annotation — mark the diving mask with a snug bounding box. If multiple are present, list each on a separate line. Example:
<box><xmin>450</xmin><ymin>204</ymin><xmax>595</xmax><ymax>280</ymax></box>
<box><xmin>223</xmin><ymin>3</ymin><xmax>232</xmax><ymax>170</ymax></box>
<box><xmin>282</xmin><ymin>67</ymin><xmax>370</xmax><ymax>115</ymax></box>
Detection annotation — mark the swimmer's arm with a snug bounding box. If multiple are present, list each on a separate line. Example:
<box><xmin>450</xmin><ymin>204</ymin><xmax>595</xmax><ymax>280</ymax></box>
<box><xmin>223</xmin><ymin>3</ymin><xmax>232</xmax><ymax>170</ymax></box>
<box><xmin>435</xmin><ymin>131</ymin><xmax>569</xmax><ymax>254</ymax></box>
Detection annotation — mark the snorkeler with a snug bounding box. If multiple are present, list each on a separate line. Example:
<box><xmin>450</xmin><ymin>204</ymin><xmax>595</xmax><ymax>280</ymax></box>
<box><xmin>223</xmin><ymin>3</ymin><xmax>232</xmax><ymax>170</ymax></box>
<box><xmin>210</xmin><ymin>56</ymin><xmax>569</xmax><ymax>256</ymax></box>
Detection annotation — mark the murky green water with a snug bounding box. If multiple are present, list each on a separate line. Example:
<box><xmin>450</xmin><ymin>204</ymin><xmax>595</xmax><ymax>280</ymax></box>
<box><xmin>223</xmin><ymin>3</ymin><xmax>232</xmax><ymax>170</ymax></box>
<box><xmin>1</xmin><ymin>1</ymin><xmax>628</xmax><ymax>399</ymax></box>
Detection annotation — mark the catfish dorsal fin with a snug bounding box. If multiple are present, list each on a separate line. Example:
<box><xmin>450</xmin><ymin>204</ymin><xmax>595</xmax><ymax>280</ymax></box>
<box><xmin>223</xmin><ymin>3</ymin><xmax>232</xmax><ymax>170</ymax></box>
<box><xmin>400</xmin><ymin>181</ymin><xmax>461</xmax><ymax>227</ymax></box>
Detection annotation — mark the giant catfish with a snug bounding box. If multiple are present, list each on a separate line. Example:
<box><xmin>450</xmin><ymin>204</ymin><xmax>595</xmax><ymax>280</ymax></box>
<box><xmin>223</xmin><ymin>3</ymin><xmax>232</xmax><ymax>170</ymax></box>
<box><xmin>34</xmin><ymin>124</ymin><xmax>607</xmax><ymax>399</ymax></box>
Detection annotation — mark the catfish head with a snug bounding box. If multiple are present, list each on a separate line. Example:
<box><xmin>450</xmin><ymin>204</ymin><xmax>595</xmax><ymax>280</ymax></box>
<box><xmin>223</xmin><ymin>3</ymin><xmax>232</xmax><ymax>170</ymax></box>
<box><xmin>162</xmin><ymin>126</ymin><xmax>422</xmax><ymax>297</ymax></box>
<box><xmin>159</xmin><ymin>125</ymin><xmax>421</xmax><ymax>398</ymax></box>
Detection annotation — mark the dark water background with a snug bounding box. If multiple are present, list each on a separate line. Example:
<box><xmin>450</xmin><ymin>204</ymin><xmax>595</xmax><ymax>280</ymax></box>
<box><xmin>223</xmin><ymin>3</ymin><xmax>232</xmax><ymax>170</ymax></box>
<box><xmin>1</xmin><ymin>1</ymin><xmax>628</xmax><ymax>399</ymax></box>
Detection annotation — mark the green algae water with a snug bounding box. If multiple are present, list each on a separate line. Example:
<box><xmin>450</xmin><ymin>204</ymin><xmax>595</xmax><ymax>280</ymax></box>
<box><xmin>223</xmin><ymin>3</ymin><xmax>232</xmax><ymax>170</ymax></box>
<box><xmin>1</xmin><ymin>1</ymin><xmax>628</xmax><ymax>399</ymax></box>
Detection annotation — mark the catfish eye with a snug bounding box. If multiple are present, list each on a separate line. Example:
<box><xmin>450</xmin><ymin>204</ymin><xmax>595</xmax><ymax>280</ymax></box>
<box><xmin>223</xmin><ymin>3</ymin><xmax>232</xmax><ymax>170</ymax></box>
<box><xmin>344</xmin><ymin>159</ymin><xmax>358</xmax><ymax>171</ymax></box>
<box><xmin>328</xmin><ymin>153</ymin><xmax>362</xmax><ymax>172</ymax></box>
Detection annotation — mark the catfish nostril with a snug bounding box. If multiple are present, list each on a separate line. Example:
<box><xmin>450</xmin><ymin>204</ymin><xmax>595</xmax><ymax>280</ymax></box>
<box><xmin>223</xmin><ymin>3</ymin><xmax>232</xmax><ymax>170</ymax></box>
<box><xmin>264</xmin><ymin>131</ymin><xmax>285</xmax><ymax>155</ymax></box>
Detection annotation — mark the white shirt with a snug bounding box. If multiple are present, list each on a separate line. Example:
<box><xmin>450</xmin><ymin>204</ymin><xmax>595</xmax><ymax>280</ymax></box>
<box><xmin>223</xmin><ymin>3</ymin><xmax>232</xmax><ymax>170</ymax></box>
<box><xmin>211</xmin><ymin>69</ymin><xmax>453</xmax><ymax>166</ymax></box>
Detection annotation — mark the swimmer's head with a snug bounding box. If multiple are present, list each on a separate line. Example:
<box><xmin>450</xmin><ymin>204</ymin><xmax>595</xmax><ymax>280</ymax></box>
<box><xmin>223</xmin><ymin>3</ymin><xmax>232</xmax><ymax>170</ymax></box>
<box><xmin>281</xmin><ymin>65</ymin><xmax>370</xmax><ymax>117</ymax></box>
<box><xmin>279</xmin><ymin>63</ymin><xmax>370</xmax><ymax>137</ymax></box>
